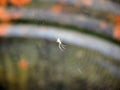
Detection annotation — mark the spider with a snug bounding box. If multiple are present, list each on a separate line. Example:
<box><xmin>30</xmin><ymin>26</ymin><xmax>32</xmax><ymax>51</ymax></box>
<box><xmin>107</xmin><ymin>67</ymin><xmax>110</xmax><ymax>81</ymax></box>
<box><xmin>56</xmin><ymin>37</ymin><xmax>65</xmax><ymax>51</ymax></box>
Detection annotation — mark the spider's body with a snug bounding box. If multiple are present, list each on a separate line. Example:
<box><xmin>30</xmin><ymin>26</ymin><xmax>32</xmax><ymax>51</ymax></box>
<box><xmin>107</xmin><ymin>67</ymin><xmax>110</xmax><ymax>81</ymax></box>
<box><xmin>57</xmin><ymin>38</ymin><xmax>61</xmax><ymax>44</ymax></box>
<box><xmin>56</xmin><ymin>38</ymin><xmax>65</xmax><ymax>51</ymax></box>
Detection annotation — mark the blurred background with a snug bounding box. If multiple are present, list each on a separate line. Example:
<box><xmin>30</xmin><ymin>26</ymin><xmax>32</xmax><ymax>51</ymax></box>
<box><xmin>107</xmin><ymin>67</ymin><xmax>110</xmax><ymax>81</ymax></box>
<box><xmin>0</xmin><ymin>0</ymin><xmax>120</xmax><ymax>90</ymax></box>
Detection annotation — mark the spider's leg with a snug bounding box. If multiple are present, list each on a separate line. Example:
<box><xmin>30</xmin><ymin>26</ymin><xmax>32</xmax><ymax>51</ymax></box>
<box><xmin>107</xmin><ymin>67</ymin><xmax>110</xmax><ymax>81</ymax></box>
<box><xmin>59</xmin><ymin>44</ymin><xmax>63</xmax><ymax>51</ymax></box>
<box><xmin>62</xmin><ymin>43</ymin><xmax>66</xmax><ymax>48</ymax></box>
<box><xmin>61</xmin><ymin>43</ymin><xmax>65</xmax><ymax>49</ymax></box>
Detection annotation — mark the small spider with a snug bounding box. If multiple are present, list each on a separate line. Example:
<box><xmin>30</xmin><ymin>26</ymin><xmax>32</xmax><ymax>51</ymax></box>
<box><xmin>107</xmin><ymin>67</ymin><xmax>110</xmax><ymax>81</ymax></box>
<box><xmin>56</xmin><ymin>37</ymin><xmax>65</xmax><ymax>51</ymax></box>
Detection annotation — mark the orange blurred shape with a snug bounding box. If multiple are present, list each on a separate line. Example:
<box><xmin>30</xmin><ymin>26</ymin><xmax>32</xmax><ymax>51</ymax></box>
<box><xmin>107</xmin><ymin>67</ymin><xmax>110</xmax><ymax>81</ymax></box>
<box><xmin>52</xmin><ymin>4</ymin><xmax>62</xmax><ymax>14</ymax></box>
<box><xmin>114</xmin><ymin>24</ymin><xmax>120</xmax><ymax>40</ymax></box>
<box><xmin>0</xmin><ymin>7</ymin><xmax>21</xmax><ymax>22</ymax></box>
<box><xmin>18</xmin><ymin>58</ymin><xmax>28</xmax><ymax>70</ymax></box>
<box><xmin>10</xmin><ymin>0</ymin><xmax>31</xmax><ymax>7</ymax></box>
<box><xmin>0</xmin><ymin>0</ymin><xmax>7</xmax><ymax>6</ymax></box>
<box><xmin>0</xmin><ymin>24</ymin><xmax>9</xmax><ymax>36</ymax></box>
<box><xmin>99</xmin><ymin>21</ymin><xmax>107</xmax><ymax>30</ymax></box>
<box><xmin>82</xmin><ymin>0</ymin><xmax>92</xmax><ymax>6</ymax></box>
<box><xmin>115</xmin><ymin>16</ymin><xmax>120</xmax><ymax>24</ymax></box>
<box><xmin>0</xmin><ymin>7</ymin><xmax>11</xmax><ymax>22</ymax></box>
